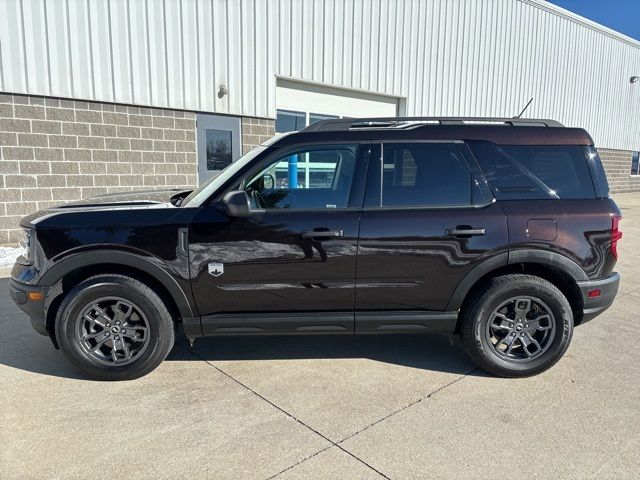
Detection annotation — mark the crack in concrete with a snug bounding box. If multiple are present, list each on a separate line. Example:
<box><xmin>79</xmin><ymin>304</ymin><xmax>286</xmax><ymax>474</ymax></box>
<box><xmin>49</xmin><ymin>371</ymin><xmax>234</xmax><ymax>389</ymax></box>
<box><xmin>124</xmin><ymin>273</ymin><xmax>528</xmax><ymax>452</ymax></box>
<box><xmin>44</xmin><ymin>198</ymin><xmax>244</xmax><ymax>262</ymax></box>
<box><xmin>264</xmin><ymin>445</ymin><xmax>334</xmax><ymax>480</ymax></box>
<box><xmin>180</xmin><ymin>343</ymin><xmax>392</xmax><ymax>480</ymax></box>
<box><xmin>337</xmin><ymin>366</ymin><xmax>479</xmax><ymax>446</ymax></box>
<box><xmin>180</xmin><ymin>342</ymin><xmax>478</xmax><ymax>480</ymax></box>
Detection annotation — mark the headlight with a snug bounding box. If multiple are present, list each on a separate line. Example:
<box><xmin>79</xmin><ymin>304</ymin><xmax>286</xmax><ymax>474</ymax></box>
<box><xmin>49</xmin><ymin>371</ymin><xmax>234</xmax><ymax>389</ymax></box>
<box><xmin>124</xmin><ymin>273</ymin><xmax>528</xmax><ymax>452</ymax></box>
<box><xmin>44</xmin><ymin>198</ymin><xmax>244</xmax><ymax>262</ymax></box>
<box><xmin>17</xmin><ymin>228</ymin><xmax>32</xmax><ymax>263</ymax></box>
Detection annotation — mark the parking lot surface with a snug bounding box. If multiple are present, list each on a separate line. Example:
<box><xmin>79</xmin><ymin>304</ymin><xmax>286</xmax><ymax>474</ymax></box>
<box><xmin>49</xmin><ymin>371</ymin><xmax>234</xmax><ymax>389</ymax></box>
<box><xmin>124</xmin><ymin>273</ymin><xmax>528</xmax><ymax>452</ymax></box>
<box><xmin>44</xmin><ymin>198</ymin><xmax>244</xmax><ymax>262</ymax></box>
<box><xmin>1</xmin><ymin>194</ymin><xmax>639</xmax><ymax>480</ymax></box>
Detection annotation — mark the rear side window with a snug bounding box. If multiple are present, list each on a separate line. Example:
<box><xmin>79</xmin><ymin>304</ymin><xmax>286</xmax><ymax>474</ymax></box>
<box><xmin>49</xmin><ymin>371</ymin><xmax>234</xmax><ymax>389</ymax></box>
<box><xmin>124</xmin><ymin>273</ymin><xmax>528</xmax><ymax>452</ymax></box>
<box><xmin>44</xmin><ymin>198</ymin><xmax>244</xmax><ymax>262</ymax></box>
<box><xmin>467</xmin><ymin>141</ymin><xmax>596</xmax><ymax>199</ymax></box>
<box><xmin>381</xmin><ymin>143</ymin><xmax>473</xmax><ymax>207</ymax></box>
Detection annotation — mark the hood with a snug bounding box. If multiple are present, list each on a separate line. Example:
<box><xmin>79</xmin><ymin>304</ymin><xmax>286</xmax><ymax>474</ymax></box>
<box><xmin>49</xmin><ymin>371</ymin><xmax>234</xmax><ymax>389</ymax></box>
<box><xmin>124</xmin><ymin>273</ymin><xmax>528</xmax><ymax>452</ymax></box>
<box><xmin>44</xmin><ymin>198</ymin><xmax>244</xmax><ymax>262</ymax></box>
<box><xmin>58</xmin><ymin>188</ymin><xmax>193</xmax><ymax>208</ymax></box>
<box><xmin>20</xmin><ymin>188</ymin><xmax>194</xmax><ymax>228</ymax></box>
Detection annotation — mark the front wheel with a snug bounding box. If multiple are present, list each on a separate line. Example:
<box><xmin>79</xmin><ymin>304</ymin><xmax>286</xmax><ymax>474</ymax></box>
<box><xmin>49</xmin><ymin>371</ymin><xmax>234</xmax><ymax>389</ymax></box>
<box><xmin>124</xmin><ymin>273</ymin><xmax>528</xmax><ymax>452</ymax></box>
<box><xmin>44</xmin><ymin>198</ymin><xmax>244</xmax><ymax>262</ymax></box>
<box><xmin>459</xmin><ymin>274</ymin><xmax>573</xmax><ymax>377</ymax></box>
<box><xmin>55</xmin><ymin>274</ymin><xmax>175</xmax><ymax>381</ymax></box>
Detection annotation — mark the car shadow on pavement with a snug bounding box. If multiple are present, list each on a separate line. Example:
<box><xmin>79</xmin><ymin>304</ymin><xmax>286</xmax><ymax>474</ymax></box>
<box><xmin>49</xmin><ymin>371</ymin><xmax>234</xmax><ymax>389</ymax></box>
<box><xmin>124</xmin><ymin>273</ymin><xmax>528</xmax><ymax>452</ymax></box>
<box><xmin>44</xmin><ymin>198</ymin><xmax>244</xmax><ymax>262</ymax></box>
<box><xmin>171</xmin><ymin>329</ymin><xmax>480</xmax><ymax>376</ymax></box>
<box><xmin>1</xmin><ymin>271</ymin><xmax>476</xmax><ymax>378</ymax></box>
<box><xmin>0</xmin><ymin>323</ymin><xmax>89</xmax><ymax>381</ymax></box>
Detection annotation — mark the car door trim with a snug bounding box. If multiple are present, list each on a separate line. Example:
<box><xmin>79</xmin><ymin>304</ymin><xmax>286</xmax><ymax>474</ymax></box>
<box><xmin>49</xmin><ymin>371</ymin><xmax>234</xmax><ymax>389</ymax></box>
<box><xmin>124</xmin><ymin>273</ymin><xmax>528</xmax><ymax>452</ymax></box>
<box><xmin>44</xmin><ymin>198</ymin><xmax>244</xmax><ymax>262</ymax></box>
<box><xmin>354</xmin><ymin>311</ymin><xmax>458</xmax><ymax>334</ymax></box>
<box><xmin>200</xmin><ymin>312</ymin><xmax>354</xmax><ymax>335</ymax></box>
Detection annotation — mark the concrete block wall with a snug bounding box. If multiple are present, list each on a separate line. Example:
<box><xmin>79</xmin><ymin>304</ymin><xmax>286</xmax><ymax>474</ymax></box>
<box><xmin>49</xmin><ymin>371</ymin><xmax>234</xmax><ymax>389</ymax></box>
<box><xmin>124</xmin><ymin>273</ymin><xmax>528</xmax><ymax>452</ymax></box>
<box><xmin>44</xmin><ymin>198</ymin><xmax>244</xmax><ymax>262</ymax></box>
<box><xmin>242</xmin><ymin>117</ymin><xmax>276</xmax><ymax>154</ymax></box>
<box><xmin>0</xmin><ymin>92</ymin><xmax>198</xmax><ymax>245</ymax></box>
<box><xmin>599</xmin><ymin>149</ymin><xmax>640</xmax><ymax>194</ymax></box>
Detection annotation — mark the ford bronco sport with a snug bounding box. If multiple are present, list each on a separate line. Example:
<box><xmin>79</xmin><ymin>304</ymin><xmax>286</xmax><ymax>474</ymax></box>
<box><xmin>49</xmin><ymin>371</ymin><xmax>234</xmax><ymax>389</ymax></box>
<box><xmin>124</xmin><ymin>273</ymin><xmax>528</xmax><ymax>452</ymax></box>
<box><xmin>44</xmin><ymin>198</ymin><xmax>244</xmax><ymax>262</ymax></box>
<box><xmin>9</xmin><ymin>117</ymin><xmax>621</xmax><ymax>380</ymax></box>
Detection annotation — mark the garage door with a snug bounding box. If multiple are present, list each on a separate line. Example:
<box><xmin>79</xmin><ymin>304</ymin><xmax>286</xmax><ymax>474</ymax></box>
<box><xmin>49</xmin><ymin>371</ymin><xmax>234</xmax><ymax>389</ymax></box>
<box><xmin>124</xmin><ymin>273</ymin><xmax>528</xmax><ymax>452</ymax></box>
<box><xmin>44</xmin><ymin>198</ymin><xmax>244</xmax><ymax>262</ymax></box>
<box><xmin>275</xmin><ymin>78</ymin><xmax>398</xmax><ymax>133</ymax></box>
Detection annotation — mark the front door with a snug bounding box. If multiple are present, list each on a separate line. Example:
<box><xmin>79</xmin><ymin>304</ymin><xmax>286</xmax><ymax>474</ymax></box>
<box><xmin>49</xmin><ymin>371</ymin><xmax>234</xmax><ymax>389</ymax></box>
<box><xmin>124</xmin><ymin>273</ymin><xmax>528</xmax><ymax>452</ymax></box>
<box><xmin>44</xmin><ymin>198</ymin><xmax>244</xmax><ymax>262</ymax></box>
<box><xmin>189</xmin><ymin>142</ymin><xmax>369</xmax><ymax>334</ymax></box>
<box><xmin>355</xmin><ymin>141</ymin><xmax>509</xmax><ymax>332</ymax></box>
<box><xmin>196</xmin><ymin>113</ymin><xmax>242</xmax><ymax>184</ymax></box>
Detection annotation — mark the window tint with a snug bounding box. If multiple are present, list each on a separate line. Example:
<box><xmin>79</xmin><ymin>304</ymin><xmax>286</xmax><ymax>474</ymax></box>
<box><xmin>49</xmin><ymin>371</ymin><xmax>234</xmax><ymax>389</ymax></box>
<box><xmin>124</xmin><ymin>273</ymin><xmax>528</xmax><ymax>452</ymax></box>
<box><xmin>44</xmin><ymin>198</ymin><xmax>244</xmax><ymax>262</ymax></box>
<box><xmin>381</xmin><ymin>143</ymin><xmax>473</xmax><ymax>207</ymax></box>
<box><xmin>245</xmin><ymin>145</ymin><xmax>358</xmax><ymax>209</ymax></box>
<box><xmin>632</xmin><ymin>151</ymin><xmax>640</xmax><ymax>176</ymax></box>
<box><xmin>467</xmin><ymin>142</ymin><xmax>596</xmax><ymax>199</ymax></box>
<box><xmin>275</xmin><ymin>110</ymin><xmax>306</xmax><ymax>133</ymax></box>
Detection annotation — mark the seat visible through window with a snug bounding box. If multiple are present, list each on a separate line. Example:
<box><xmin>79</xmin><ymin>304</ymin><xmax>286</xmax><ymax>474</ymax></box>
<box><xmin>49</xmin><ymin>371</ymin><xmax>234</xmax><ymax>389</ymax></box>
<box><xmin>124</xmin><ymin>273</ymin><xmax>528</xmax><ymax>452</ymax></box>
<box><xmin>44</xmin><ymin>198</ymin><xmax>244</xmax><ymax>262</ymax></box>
<box><xmin>245</xmin><ymin>145</ymin><xmax>358</xmax><ymax>209</ymax></box>
<box><xmin>382</xmin><ymin>143</ymin><xmax>473</xmax><ymax>207</ymax></box>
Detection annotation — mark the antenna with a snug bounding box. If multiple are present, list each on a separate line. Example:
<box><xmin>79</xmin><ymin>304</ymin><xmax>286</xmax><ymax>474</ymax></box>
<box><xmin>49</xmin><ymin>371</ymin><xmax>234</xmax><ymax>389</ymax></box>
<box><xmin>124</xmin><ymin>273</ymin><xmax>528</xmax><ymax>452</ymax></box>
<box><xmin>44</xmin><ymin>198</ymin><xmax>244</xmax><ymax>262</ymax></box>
<box><xmin>515</xmin><ymin>98</ymin><xmax>534</xmax><ymax>119</ymax></box>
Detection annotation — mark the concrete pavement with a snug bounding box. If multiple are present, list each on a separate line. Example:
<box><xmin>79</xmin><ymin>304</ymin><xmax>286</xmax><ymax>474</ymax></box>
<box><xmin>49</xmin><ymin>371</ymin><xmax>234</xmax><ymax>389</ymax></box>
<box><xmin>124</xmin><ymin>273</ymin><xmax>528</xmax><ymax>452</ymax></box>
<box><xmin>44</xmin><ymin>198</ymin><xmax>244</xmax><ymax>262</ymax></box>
<box><xmin>1</xmin><ymin>193</ymin><xmax>639</xmax><ymax>479</ymax></box>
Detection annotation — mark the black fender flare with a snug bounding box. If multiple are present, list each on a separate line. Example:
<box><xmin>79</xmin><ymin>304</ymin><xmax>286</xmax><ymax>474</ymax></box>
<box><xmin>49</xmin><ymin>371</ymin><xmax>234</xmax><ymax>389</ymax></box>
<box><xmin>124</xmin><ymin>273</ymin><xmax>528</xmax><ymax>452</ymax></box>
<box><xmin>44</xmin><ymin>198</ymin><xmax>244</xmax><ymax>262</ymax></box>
<box><xmin>507</xmin><ymin>249</ymin><xmax>588</xmax><ymax>282</ymax></box>
<box><xmin>446</xmin><ymin>250</ymin><xmax>587</xmax><ymax>311</ymax></box>
<box><xmin>38</xmin><ymin>250</ymin><xmax>195</xmax><ymax>319</ymax></box>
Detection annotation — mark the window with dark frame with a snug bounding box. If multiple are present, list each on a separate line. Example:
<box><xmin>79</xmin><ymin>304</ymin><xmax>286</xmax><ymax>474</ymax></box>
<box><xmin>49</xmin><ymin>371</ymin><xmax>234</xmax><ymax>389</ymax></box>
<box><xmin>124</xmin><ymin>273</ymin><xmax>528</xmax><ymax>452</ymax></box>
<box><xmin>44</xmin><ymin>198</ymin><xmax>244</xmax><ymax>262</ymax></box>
<box><xmin>631</xmin><ymin>151</ymin><xmax>640</xmax><ymax>176</ymax></box>
<box><xmin>467</xmin><ymin>142</ymin><xmax>597</xmax><ymax>199</ymax></box>
<box><xmin>275</xmin><ymin>110</ymin><xmax>306</xmax><ymax>133</ymax></box>
<box><xmin>381</xmin><ymin>143</ymin><xmax>474</xmax><ymax>207</ymax></box>
<box><xmin>276</xmin><ymin>109</ymin><xmax>341</xmax><ymax>133</ymax></box>
<box><xmin>205</xmin><ymin>129</ymin><xmax>233</xmax><ymax>171</ymax></box>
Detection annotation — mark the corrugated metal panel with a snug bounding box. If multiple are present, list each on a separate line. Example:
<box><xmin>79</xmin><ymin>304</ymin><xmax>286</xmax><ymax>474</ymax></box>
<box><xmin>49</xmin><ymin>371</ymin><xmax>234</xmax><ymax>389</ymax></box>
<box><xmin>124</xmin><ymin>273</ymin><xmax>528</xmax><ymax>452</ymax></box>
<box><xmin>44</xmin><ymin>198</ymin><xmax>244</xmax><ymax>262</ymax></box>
<box><xmin>0</xmin><ymin>0</ymin><xmax>639</xmax><ymax>150</ymax></box>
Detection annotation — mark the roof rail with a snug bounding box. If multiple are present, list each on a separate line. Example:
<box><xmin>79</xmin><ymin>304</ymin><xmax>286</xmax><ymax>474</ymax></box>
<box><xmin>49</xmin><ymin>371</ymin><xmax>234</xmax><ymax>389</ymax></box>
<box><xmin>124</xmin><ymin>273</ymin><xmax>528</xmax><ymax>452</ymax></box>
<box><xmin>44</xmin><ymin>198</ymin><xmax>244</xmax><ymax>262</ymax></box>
<box><xmin>301</xmin><ymin>117</ymin><xmax>564</xmax><ymax>132</ymax></box>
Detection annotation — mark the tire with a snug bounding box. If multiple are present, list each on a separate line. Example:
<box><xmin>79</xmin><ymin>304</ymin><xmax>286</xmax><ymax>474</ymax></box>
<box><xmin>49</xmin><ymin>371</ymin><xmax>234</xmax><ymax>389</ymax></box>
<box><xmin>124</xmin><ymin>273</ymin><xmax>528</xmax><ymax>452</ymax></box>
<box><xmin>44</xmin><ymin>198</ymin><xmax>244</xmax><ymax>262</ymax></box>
<box><xmin>55</xmin><ymin>274</ymin><xmax>175</xmax><ymax>381</ymax></box>
<box><xmin>459</xmin><ymin>274</ymin><xmax>573</xmax><ymax>378</ymax></box>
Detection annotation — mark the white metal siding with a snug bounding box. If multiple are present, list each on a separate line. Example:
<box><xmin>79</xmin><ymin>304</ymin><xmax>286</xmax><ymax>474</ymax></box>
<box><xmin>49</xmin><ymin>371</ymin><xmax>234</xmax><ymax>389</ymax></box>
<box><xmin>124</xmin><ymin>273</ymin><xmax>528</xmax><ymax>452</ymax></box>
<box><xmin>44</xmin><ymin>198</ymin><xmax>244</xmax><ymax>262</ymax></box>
<box><xmin>1</xmin><ymin>0</ymin><xmax>639</xmax><ymax>151</ymax></box>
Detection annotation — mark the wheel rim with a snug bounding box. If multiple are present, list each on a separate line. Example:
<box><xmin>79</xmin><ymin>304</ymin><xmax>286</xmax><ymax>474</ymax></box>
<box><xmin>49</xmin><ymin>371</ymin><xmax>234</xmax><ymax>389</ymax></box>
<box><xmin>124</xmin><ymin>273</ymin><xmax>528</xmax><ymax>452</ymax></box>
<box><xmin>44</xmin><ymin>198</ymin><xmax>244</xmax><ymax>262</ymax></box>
<box><xmin>76</xmin><ymin>296</ymin><xmax>151</xmax><ymax>366</ymax></box>
<box><xmin>485</xmin><ymin>296</ymin><xmax>556</xmax><ymax>362</ymax></box>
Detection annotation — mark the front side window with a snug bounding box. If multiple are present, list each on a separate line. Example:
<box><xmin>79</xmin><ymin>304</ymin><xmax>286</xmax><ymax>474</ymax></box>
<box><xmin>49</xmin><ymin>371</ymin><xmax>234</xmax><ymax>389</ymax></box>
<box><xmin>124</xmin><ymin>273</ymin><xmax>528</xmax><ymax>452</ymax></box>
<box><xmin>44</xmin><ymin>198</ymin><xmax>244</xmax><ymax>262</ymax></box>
<box><xmin>245</xmin><ymin>145</ymin><xmax>358</xmax><ymax>209</ymax></box>
<box><xmin>183</xmin><ymin>146</ymin><xmax>267</xmax><ymax>207</ymax></box>
<box><xmin>381</xmin><ymin>143</ymin><xmax>474</xmax><ymax>207</ymax></box>
<box><xmin>467</xmin><ymin>142</ymin><xmax>596</xmax><ymax>199</ymax></box>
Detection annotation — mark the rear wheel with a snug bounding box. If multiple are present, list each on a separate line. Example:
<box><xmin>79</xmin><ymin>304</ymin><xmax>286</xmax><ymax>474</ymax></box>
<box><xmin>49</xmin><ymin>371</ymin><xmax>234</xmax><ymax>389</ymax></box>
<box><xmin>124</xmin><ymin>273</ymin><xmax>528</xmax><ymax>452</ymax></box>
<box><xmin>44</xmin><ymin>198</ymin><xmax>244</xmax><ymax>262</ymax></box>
<box><xmin>55</xmin><ymin>274</ymin><xmax>175</xmax><ymax>380</ymax></box>
<box><xmin>459</xmin><ymin>274</ymin><xmax>573</xmax><ymax>377</ymax></box>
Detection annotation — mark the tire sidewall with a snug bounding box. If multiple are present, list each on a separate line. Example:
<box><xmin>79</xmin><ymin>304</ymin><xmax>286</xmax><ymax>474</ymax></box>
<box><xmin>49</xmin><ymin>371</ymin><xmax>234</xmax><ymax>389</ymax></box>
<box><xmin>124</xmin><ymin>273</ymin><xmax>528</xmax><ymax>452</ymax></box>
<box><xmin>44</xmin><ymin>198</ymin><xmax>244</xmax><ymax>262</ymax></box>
<box><xmin>473</xmin><ymin>281</ymin><xmax>573</xmax><ymax>375</ymax></box>
<box><xmin>57</xmin><ymin>278</ymin><xmax>173</xmax><ymax>380</ymax></box>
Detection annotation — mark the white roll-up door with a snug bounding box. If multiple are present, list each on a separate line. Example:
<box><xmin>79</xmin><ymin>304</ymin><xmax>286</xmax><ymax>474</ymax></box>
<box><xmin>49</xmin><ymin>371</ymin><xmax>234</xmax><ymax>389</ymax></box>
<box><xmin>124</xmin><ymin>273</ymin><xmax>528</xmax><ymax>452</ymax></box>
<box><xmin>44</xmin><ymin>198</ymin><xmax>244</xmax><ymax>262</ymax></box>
<box><xmin>275</xmin><ymin>78</ymin><xmax>398</xmax><ymax>132</ymax></box>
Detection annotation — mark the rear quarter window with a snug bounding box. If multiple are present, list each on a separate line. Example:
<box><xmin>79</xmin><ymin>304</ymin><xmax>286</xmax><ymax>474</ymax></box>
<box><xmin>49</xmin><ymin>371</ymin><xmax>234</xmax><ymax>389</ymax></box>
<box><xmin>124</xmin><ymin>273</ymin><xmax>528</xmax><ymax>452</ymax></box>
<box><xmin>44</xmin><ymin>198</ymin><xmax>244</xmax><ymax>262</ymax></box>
<box><xmin>467</xmin><ymin>141</ymin><xmax>596</xmax><ymax>199</ymax></box>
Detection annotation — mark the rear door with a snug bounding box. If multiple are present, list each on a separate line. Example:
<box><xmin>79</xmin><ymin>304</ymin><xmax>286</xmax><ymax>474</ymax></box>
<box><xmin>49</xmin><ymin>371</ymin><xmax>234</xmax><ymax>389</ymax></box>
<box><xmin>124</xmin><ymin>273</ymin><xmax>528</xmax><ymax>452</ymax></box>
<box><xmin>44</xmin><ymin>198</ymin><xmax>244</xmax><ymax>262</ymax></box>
<box><xmin>355</xmin><ymin>141</ymin><xmax>509</xmax><ymax>333</ymax></box>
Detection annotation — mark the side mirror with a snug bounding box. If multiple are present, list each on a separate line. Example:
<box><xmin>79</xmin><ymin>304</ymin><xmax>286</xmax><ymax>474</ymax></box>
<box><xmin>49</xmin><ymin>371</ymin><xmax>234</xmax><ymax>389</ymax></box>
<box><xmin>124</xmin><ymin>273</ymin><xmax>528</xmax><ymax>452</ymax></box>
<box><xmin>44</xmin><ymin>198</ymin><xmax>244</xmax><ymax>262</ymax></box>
<box><xmin>222</xmin><ymin>190</ymin><xmax>251</xmax><ymax>218</ymax></box>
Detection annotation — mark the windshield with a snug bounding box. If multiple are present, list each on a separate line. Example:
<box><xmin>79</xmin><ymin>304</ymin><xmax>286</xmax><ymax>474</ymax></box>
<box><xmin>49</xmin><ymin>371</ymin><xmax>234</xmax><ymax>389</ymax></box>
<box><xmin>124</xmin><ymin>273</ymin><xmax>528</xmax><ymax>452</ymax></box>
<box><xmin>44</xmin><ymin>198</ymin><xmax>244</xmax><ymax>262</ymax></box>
<box><xmin>182</xmin><ymin>146</ymin><xmax>267</xmax><ymax>207</ymax></box>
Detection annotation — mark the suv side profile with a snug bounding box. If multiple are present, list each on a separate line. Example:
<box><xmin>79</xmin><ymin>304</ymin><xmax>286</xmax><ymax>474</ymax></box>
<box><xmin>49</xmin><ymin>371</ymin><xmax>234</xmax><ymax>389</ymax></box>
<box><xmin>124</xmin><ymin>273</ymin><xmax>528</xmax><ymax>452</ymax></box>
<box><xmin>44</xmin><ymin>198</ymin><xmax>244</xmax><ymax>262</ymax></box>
<box><xmin>9</xmin><ymin>117</ymin><xmax>621</xmax><ymax>380</ymax></box>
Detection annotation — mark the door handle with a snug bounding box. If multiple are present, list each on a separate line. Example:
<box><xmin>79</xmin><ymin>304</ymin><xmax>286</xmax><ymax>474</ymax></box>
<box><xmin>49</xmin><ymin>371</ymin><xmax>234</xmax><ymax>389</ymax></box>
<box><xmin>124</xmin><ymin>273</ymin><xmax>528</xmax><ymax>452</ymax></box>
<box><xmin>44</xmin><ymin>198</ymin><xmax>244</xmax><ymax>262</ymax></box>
<box><xmin>446</xmin><ymin>227</ymin><xmax>486</xmax><ymax>237</ymax></box>
<box><xmin>301</xmin><ymin>229</ymin><xmax>344</xmax><ymax>239</ymax></box>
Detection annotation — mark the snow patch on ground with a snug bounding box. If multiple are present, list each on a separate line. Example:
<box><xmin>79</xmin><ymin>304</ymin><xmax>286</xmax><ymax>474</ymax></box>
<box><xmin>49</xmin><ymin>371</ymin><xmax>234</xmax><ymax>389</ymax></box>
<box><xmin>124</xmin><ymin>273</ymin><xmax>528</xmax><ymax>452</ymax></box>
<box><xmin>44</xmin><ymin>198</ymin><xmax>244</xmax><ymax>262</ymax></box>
<box><xmin>0</xmin><ymin>246</ymin><xmax>25</xmax><ymax>268</ymax></box>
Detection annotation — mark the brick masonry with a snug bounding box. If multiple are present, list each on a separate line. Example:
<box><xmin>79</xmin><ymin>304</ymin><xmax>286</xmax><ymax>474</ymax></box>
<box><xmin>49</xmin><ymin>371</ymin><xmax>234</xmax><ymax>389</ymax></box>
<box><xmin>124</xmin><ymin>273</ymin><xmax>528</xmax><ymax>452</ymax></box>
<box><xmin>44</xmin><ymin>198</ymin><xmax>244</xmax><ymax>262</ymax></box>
<box><xmin>241</xmin><ymin>117</ymin><xmax>276</xmax><ymax>154</ymax></box>
<box><xmin>598</xmin><ymin>148</ymin><xmax>640</xmax><ymax>194</ymax></box>
<box><xmin>0</xmin><ymin>92</ymin><xmax>274</xmax><ymax>245</ymax></box>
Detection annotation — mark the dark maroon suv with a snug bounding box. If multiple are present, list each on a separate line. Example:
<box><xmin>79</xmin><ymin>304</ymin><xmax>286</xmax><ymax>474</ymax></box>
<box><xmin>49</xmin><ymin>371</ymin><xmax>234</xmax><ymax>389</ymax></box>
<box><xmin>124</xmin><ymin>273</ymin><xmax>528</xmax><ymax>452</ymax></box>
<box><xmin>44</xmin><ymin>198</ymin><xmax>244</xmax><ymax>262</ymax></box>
<box><xmin>10</xmin><ymin>117</ymin><xmax>621</xmax><ymax>380</ymax></box>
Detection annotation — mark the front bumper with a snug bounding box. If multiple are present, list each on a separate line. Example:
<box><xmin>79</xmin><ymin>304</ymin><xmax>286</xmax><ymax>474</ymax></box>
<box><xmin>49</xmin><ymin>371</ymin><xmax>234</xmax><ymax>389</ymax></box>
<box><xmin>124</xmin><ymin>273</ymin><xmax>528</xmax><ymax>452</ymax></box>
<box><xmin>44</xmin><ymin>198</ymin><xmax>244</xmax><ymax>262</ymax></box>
<box><xmin>577</xmin><ymin>272</ymin><xmax>620</xmax><ymax>324</ymax></box>
<box><xmin>9</xmin><ymin>278</ymin><xmax>49</xmax><ymax>336</ymax></box>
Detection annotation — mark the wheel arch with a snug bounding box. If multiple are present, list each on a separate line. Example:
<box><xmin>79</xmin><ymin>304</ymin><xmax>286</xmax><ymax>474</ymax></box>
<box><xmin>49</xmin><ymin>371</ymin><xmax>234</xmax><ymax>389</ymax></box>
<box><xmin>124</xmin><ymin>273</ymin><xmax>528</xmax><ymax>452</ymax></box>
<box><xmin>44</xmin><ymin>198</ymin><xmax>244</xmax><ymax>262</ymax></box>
<box><xmin>448</xmin><ymin>250</ymin><xmax>586</xmax><ymax>330</ymax></box>
<box><xmin>40</xmin><ymin>251</ymin><xmax>196</xmax><ymax>345</ymax></box>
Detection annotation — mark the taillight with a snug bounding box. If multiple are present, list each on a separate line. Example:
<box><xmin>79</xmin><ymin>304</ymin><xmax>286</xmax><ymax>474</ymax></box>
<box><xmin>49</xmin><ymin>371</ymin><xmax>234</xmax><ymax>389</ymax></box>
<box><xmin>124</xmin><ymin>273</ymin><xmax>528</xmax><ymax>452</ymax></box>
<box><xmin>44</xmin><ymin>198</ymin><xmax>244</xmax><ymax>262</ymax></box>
<box><xmin>611</xmin><ymin>216</ymin><xmax>622</xmax><ymax>260</ymax></box>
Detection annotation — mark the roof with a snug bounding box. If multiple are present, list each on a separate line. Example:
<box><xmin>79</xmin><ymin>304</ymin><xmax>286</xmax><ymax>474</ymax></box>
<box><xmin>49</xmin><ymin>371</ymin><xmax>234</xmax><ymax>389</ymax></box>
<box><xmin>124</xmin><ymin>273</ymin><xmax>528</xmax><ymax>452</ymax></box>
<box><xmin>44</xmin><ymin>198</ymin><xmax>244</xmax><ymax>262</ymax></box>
<box><xmin>274</xmin><ymin>125</ymin><xmax>595</xmax><ymax>147</ymax></box>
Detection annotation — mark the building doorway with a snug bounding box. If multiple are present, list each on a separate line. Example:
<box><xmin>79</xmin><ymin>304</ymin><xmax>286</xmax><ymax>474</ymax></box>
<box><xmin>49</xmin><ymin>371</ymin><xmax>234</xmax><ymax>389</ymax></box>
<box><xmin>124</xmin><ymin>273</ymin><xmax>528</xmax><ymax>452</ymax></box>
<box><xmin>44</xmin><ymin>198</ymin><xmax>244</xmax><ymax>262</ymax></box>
<box><xmin>196</xmin><ymin>114</ymin><xmax>242</xmax><ymax>184</ymax></box>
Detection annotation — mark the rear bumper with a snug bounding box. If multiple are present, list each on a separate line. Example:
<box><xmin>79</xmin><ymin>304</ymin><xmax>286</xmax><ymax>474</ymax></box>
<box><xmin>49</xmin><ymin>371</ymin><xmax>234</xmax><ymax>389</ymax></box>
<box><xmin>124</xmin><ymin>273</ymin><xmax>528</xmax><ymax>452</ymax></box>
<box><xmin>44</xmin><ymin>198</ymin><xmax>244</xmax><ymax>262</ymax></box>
<box><xmin>9</xmin><ymin>278</ymin><xmax>49</xmax><ymax>336</ymax></box>
<box><xmin>577</xmin><ymin>272</ymin><xmax>619</xmax><ymax>324</ymax></box>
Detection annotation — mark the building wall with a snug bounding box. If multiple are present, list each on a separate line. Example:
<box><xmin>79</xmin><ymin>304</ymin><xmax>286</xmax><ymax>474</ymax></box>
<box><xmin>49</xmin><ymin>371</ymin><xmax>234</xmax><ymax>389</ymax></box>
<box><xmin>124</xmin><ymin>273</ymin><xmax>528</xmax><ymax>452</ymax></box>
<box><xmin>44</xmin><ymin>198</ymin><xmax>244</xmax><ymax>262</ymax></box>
<box><xmin>0</xmin><ymin>92</ymin><xmax>274</xmax><ymax>244</ymax></box>
<box><xmin>1</xmin><ymin>0</ymin><xmax>639</xmax><ymax>152</ymax></box>
<box><xmin>0</xmin><ymin>92</ymin><xmax>198</xmax><ymax>244</ymax></box>
<box><xmin>599</xmin><ymin>149</ymin><xmax>640</xmax><ymax>194</ymax></box>
<box><xmin>241</xmin><ymin>117</ymin><xmax>276</xmax><ymax>154</ymax></box>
